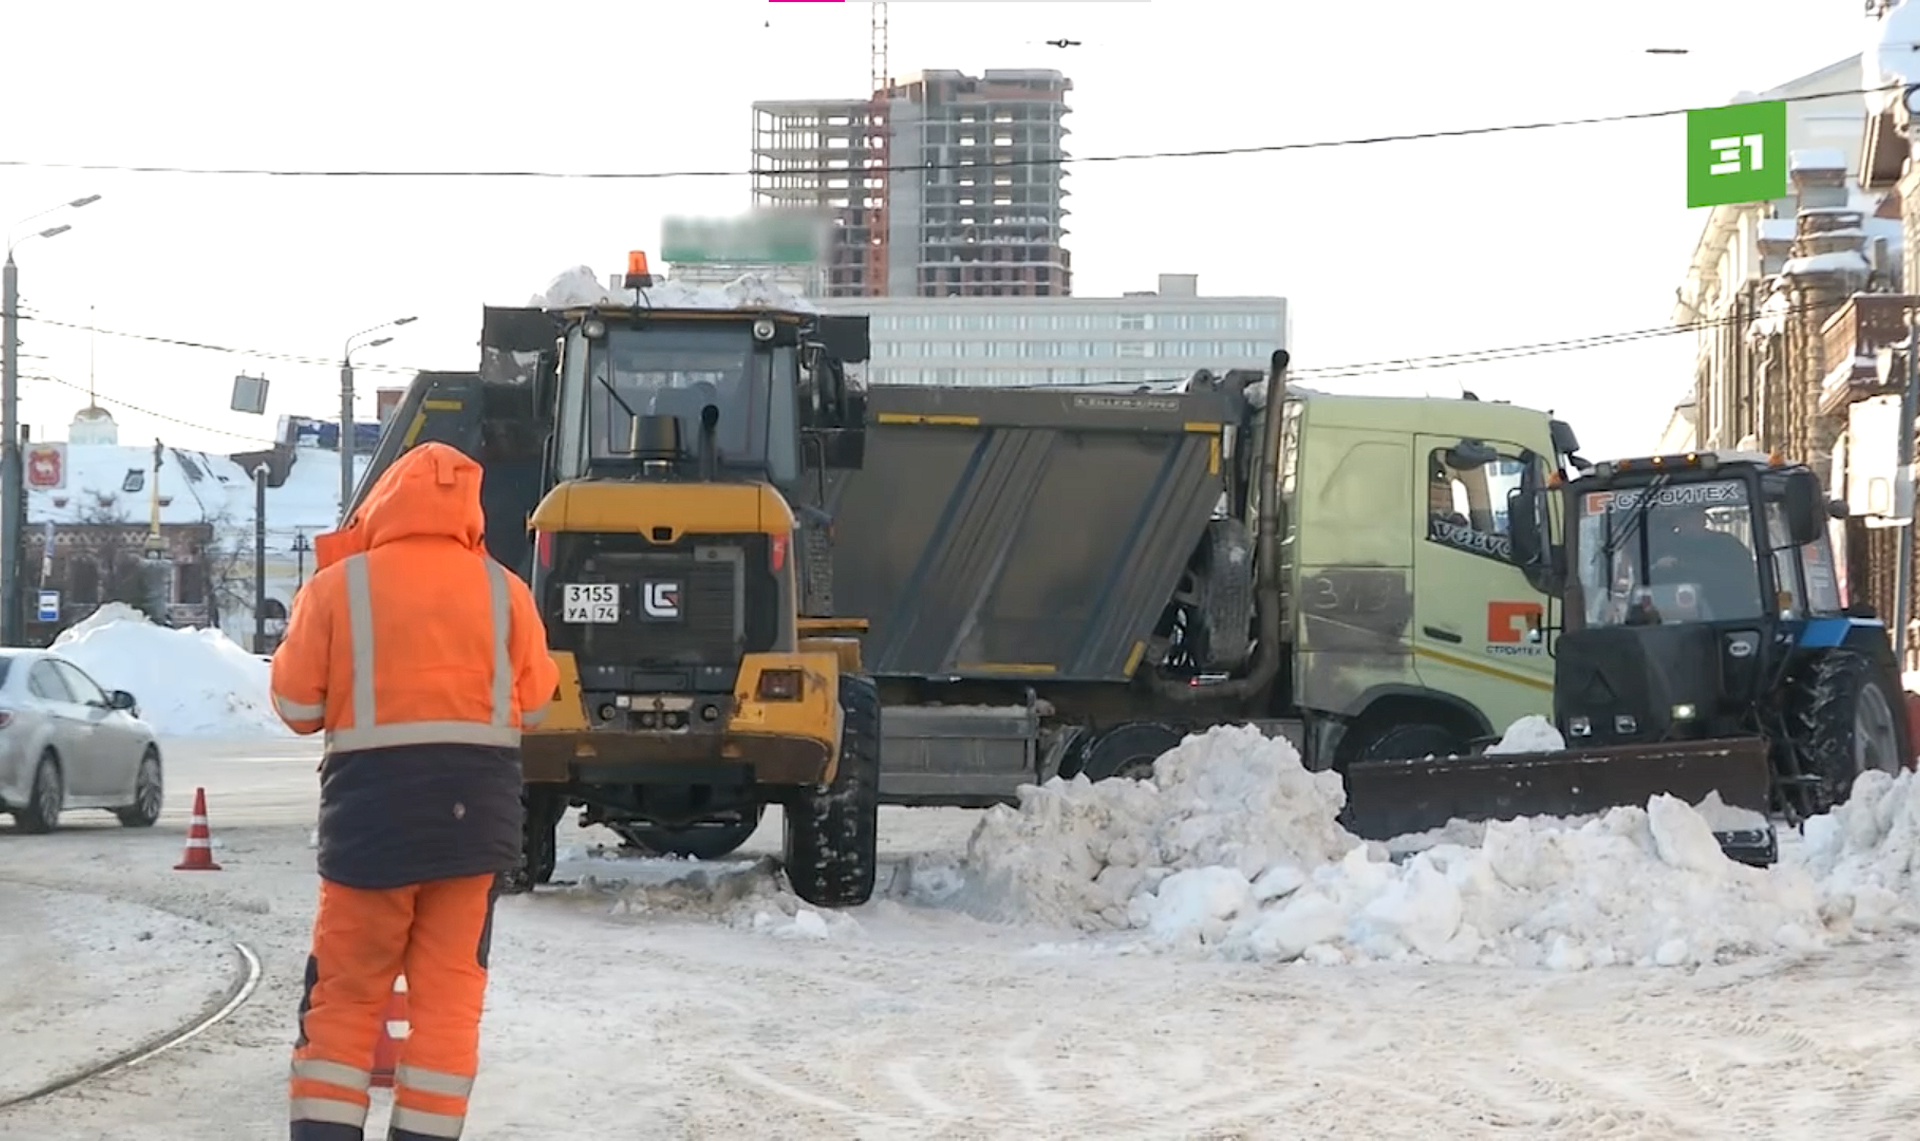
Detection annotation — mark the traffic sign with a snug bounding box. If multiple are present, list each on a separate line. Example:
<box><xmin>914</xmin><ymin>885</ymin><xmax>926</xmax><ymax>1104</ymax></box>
<box><xmin>36</xmin><ymin>591</ymin><xmax>59</xmax><ymax>623</ymax></box>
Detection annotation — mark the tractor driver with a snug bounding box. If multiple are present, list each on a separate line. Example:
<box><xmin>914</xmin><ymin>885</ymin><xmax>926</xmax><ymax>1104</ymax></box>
<box><xmin>1649</xmin><ymin>501</ymin><xmax>1762</xmax><ymax>619</ymax></box>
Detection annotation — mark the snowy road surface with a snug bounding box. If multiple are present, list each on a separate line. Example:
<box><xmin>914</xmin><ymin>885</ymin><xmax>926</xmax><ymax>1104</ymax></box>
<box><xmin>3</xmin><ymin>737</ymin><xmax>1920</xmax><ymax>1139</ymax></box>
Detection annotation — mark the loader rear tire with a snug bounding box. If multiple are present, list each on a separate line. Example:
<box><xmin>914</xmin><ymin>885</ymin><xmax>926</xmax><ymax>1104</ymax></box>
<box><xmin>1791</xmin><ymin>649</ymin><xmax>1906</xmax><ymax>814</ymax></box>
<box><xmin>782</xmin><ymin>675</ymin><xmax>881</xmax><ymax>909</ymax></box>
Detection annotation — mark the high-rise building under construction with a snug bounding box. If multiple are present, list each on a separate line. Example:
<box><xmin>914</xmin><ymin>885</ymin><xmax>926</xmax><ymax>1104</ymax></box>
<box><xmin>751</xmin><ymin>69</ymin><xmax>1072</xmax><ymax>299</ymax></box>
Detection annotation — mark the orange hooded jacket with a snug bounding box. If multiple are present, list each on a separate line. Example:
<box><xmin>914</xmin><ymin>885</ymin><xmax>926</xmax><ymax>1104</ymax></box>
<box><xmin>270</xmin><ymin>442</ymin><xmax>557</xmax><ymax>753</ymax></box>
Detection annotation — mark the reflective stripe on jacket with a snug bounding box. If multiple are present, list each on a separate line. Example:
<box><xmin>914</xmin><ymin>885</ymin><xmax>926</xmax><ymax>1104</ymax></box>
<box><xmin>269</xmin><ymin>441</ymin><xmax>558</xmax><ymax>752</ymax></box>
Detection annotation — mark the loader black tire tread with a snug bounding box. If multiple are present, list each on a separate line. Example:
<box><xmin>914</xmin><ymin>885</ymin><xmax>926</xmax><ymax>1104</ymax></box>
<box><xmin>783</xmin><ymin>675</ymin><xmax>881</xmax><ymax>909</ymax></box>
<box><xmin>1791</xmin><ymin>649</ymin><xmax>1906</xmax><ymax>815</ymax></box>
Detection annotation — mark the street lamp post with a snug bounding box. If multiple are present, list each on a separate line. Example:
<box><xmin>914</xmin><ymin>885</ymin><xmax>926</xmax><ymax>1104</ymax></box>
<box><xmin>340</xmin><ymin>317</ymin><xmax>416</xmax><ymax>524</ymax></box>
<box><xmin>2</xmin><ymin>195</ymin><xmax>101</xmax><ymax>644</ymax></box>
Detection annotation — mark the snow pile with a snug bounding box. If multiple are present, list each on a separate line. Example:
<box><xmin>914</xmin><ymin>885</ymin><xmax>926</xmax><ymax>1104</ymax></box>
<box><xmin>531</xmin><ymin>266</ymin><xmax>815</xmax><ymax>313</ymax></box>
<box><xmin>52</xmin><ymin>604</ymin><xmax>291</xmax><ymax>737</ymax></box>
<box><xmin>950</xmin><ymin>724</ymin><xmax>1829</xmax><ymax>968</ymax></box>
<box><xmin>1797</xmin><ymin>769</ymin><xmax>1920</xmax><ymax>933</ymax></box>
<box><xmin>567</xmin><ymin>850</ymin><xmax>858</xmax><ymax>941</ymax></box>
<box><xmin>1485</xmin><ymin>714</ymin><xmax>1563</xmax><ymax>755</ymax></box>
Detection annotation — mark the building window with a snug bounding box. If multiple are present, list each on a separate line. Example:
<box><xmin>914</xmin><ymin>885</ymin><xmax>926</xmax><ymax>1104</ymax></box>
<box><xmin>1119</xmin><ymin>313</ymin><xmax>1148</xmax><ymax>330</ymax></box>
<box><xmin>1117</xmin><ymin>342</ymin><xmax>1148</xmax><ymax>358</ymax></box>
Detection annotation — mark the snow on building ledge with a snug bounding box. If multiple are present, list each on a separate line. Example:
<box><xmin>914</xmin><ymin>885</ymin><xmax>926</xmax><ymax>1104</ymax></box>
<box><xmin>1865</xmin><ymin>1</ymin><xmax>1920</xmax><ymax>114</ymax></box>
<box><xmin>1790</xmin><ymin>148</ymin><xmax>1849</xmax><ymax>173</ymax></box>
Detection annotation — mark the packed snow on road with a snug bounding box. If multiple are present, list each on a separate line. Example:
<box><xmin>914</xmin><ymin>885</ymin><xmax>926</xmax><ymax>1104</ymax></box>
<box><xmin>5</xmin><ymin>610</ymin><xmax>1920</xmax><ymax>1138</ymax></box>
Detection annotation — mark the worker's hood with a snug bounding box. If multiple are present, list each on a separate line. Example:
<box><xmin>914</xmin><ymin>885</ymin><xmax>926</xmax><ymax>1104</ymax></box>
<box><xmin>313</xmin><ymin>443</ymin><xmax>485</xmax><ymax>570</ymax></box>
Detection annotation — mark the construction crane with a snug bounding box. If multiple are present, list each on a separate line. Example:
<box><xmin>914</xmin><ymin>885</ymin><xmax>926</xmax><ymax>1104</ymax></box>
<box><xmin>865</xmin><ymin>1</ymin><xmax>890</xmax><ymax>297</ymax></box>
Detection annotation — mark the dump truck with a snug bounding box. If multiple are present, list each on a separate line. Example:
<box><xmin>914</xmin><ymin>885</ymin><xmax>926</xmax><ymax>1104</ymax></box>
<box><xmin>346</xmin><ymin>257</ymin><xmax>883</xmax><ymax>906</ymax></box>
<box><xmin>792</xmin><ymin>350</ymin><xmax>1586</xmax><ymax>816</ymax></box>
<box><xmin>1344</xmin><ymin>449</ymin><xmax>1913</xmax><ymax>865</ymax></box>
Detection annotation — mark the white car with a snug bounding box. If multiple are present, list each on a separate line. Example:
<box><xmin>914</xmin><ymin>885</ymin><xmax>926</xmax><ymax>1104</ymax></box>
<box><xmin>0</xmin><ymin>648</ymin><xmax>163</xmax><ymax>833</ymax></box>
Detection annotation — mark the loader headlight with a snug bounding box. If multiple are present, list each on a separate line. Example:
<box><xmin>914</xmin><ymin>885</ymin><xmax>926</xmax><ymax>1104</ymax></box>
<box><xmin>752</xmin><ymin>318</ymin><xmax>776</xmax><ymax>342</ymax></box>
<box><xmin>1614</xmin><ymin>714</ymin><xmax>1637</xmax><ymax>734</ymax></box>
<box><xmin>1672</xmin><ymin>703</ymin><xmax>1696</xmax><ymax>721</ymax></box>
<box><xmin>1568</xmin><ymin>716</ymin><xmax>1592</xmax><ymax>737</ymax></box>
<box><xmin>583</xmin><ymin>319</ymin><xmax>607</xmax><ymax>340</ymax></box>
<box><xmin>756</xmin><ymin>668</ymin><xmax>804</xmax><ymax>701</ymax></box>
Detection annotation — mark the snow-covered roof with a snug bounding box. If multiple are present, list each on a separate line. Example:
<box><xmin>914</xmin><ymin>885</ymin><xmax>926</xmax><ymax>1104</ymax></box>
<box><xmin>1789</xmin><ymin>148</ymin><xmax>1848</xmax><ymax>173</ymax></box>
<box><xmin>530</xmin><ymin>266</ymin><xmax>816</xmax><ymax>314</ymax></box>
<box><xmin>1865</xmin><ymin>2</ymin><xmax>1920</xmax><ymax>113</ymax></box>
<box><xmin>1758</xmin><ymin>218</ymin><xmax>1797</xmax><ymax>242</ymax></box>
<box><xmin>27</xmin><ymin>445</ymin><xmax>364</xmax><ymax>538</ymax></box>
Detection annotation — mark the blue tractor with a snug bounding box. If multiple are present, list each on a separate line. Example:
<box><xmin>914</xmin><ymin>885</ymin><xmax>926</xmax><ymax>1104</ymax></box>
<box><xmin>1345</xmin><ymin>451</ymin><xmax>1910</xmax><ymax>865</ymax></box>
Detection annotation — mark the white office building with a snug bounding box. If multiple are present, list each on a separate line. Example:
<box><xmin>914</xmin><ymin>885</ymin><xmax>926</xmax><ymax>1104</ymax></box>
<box><xmin>818</xmin><ymin>274</ymin><xmax>1288</xmax><ymax>387</ymax></box>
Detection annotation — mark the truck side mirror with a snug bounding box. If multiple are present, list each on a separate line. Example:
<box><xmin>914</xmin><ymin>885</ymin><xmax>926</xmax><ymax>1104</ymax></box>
<box><xmin>1783</xmin><ymin>470</ymin><xmax>1823</xmax><ymax>545</ymax></box>
<box><xmin>534</xmin><ymin>341</ymin><xmax>560</xmax><ymax>413</ymax></box>
<box><xmin>1507</xmin><ymin>453</ymin><xmax>1561</xmax><ymax>595</ymax></box>
<box><xmin>1445</xmin><ymin>440</ymin><xmax>1498</xmax><ymax>470</ymax></box>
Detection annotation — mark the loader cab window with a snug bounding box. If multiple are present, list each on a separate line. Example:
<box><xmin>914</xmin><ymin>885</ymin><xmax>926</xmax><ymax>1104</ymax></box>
<box><xmin>1575</xmin><ymin>478</ymin><xmax>1763</xmax><ymax>626</ymax></box>
<box><xmin>577</xmin><ymin>323</ymin><xmax>799</xmax><ymax>485</ymax></box>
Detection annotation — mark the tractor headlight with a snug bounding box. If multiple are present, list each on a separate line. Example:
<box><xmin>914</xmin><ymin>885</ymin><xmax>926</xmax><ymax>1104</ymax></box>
<box><xmin>582</xmin><ymin>319</ymin><xmax>607</xmax><ymax>340</ymax></box>
<box><xmin>752</xmin><ymin>318</ymin><xmax>776</xmax><ymax>342</ymax></box>
<box><xmin>1614</xmin><ymin>714</ymin><xmax>1638</xmax><ymax>734</ymax></box>
<box><xmin>1671</xmin><ymin>703</ymin><xmax>1696</xmax><ymax>720</ymax></box>
<box><xmin>1568</xmin><ymin>716</ymin><xmax>1592</xmax><ymax>737</ymax></box>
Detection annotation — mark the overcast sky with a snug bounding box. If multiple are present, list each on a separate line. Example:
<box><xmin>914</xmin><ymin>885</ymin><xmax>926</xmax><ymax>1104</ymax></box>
<box><xmin>0</xmin><ymin>0</ymin><xmax>1868</xmax><ymax>460</ymax></box>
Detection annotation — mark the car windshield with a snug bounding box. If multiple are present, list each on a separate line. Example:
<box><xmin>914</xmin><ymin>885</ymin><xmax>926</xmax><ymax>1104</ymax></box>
<box><xmin>1575</xmin><ymin>477</ymin><xmax>1764</xmax><ymax>625</ymax></box>
<box><xmin>587</xmin><ymin>323</ymin><xmax>786</xmax><ymax>472</ymax></box>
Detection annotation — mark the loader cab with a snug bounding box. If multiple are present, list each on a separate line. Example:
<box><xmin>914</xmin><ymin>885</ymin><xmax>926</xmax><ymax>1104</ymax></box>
<box><xmin>1541</xmin><ymin>453</ymin><xmax>1844</xmax><ymax>749</ymax></box>
<box><xmin>548</xmin><ymin>310</ymin><xmax>864</xmax><ymax>494</ymax></box>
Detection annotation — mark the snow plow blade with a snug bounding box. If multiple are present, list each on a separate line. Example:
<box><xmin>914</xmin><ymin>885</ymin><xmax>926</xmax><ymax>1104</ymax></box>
<box><xmin>1342</xmin><ymin>737</ymin><xmax>1778</xmax><ymax>867</ymax></box>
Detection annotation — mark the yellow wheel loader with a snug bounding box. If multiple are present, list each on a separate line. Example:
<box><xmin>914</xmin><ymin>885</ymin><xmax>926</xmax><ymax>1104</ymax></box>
<box><xmin>348</xmin><ymin>255</ymin><xmax>879</xmax><ymax>907</ymax></box>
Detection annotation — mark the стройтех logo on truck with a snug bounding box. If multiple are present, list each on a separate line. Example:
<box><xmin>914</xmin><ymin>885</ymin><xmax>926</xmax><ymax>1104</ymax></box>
<box><xmin>1486</xmin><ymin>600</ymin><xmax>1543</xmax><ymax>657</ymax></box>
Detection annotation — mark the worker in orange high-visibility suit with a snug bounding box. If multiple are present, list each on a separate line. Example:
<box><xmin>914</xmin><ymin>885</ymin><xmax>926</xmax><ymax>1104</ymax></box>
<box><xmin>271</xmin><ymin>441</ymin><xmax>558</xmax><ymax>1141</ymax></box>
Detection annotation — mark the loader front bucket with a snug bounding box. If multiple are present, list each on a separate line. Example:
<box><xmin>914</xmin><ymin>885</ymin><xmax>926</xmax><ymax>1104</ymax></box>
<box><xmin>1342</xmin><ymin>736</ymin><xmax>1778</xmax><ymax>867</ymax></box>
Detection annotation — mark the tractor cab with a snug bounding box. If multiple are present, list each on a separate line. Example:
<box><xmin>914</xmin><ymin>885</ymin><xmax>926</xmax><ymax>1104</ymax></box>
<box><xmin>1508</xmin><ymin>450</ymin><xmax>1904</xmax><ymax>817</ymax></box>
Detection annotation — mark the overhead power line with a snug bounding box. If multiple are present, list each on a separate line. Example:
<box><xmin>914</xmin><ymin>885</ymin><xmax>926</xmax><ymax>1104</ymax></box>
<box><xmin>29</xmin><ymin>373</ymin><xmax>283</xmax><ymax>446</ymax></box>
<box><xmin>0</xmin><ymin>86</ymin><xmax>1890</xmax><ymax>181</ymax></box>
<box><xmin>21</xmin><ymin>315</ymin><xmax>423</xmax><ymax>375</ymax></box>
<box><xmin>14</xmin><ymin>294</ymin><xmax>1840</xmax><ymax>452</ymax></box>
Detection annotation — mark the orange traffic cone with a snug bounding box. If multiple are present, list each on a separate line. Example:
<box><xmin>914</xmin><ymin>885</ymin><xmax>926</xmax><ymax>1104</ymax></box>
<box><xmin>370</xmin><ymin>975</ymin><xmax>409</xmax><ymax>1089</ymax></box>
<box><xmin>173</xmin><ymin>787</ymin><xmax>221</xmax><ymax>871</ymax></box>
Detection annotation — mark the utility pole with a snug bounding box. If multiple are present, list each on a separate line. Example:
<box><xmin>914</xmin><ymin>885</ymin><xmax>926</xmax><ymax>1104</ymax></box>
<box><xmin>338</xmin><ymin>359</ymin><xmax>355</xmax><ymax>524</ymax></box>
<box><xmin>2</xmin><ymin>255</ymin><xmax>20</xmax><ymax>646</ymax></box>
<box><xmin>253</xmin><ymin>464</ymin><xmax>269</xmax><ymax>654</ymax></box>
<box><xmin>0</xmin><ymin>196</ymin><xmax>102</xmax><ymax>644</ymax></box>
<box><xmin>340</xmin><ymin>316</ymin><xmax>417</xmax><ymax>524</ymax></box>
<box><xmin>1896</xmin><ymin>309</ymin><xmax>1919</xmax><ymax>668</ymax></box>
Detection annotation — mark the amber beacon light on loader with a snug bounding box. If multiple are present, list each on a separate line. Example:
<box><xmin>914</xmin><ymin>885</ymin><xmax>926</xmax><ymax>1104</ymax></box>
<box><xmin>347</xmin><ymin>252</ymin><xmax>882</xmax><ymax>907</ymax></box>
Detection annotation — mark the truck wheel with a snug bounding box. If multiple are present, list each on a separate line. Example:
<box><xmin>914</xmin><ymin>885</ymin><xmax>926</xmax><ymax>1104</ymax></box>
<box><xmin>1338</xmin><ymin>719</ymin><xmax>1468</xmax><ymax>768</ymax></box>
<box><xmin>1792</xmin><ymin>650</ymin><xmax>1905</xmax><ymax>813</ymax></box>
<box><xmin>507</xmin><ymin>787</ymin><xmax>565</xmax><ymax>893</ymax></box>
<box><xmin>782</xmin><ymin>675</ymin><xmax>881</xmax><ymax>908</ymax></box>
<box><xmin>1078</xmin><ymin>722</ymin><xmax>1185</xmax><ymax>782</ymax></box>
<box><xmin>615</xmin><ymin>806</ymin><xmax>765</xmax><ymax>861</ymax></box>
